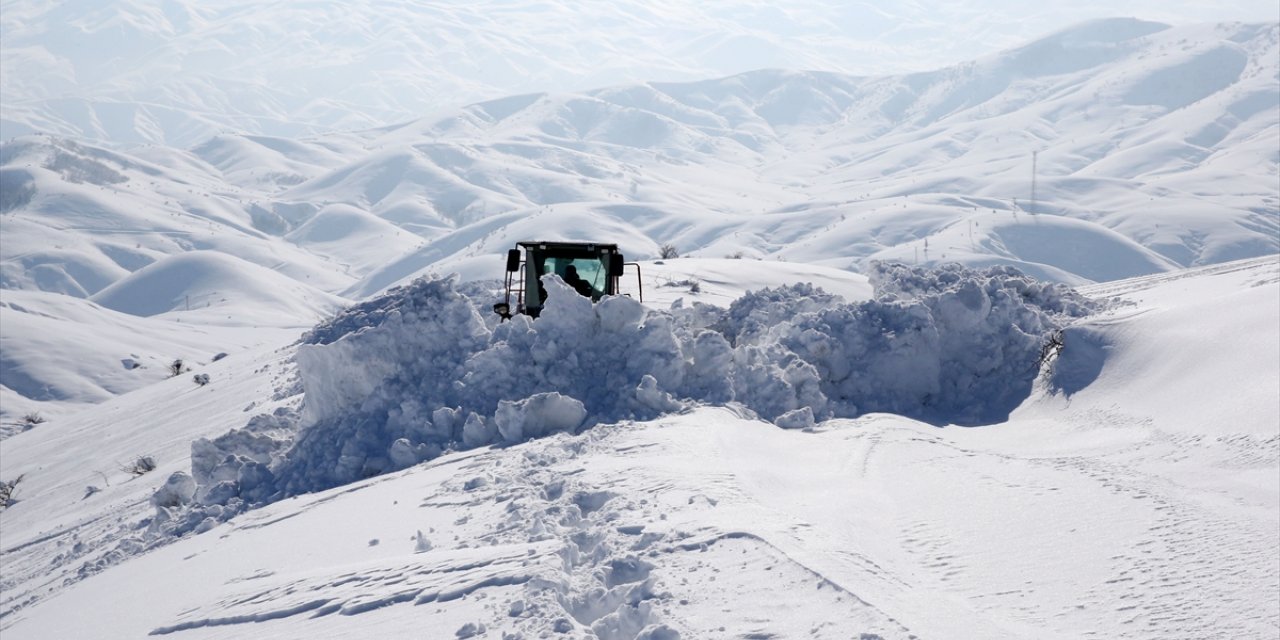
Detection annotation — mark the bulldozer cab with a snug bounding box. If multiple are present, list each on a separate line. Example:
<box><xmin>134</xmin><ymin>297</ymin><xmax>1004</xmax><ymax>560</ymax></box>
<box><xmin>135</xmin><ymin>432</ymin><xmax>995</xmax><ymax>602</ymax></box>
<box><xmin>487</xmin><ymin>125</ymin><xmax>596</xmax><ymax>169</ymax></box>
<box><xmin>494</xmin><ymin>241</ymin><xmax>639</xmax><ymax>319</ymax></box>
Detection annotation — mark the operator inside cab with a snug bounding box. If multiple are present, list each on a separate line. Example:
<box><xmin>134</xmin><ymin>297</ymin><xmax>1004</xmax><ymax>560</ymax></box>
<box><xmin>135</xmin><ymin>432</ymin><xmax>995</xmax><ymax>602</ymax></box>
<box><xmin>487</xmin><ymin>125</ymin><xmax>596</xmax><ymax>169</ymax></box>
<box><xmin>563</xmin><ymin>265</ymin><xmax>595</xmax><ymax>298</ymax></box>
<box><xmin>540</xmin><ymin>256</ymin><xmax>603</xmax><ymax>301</ymax></box>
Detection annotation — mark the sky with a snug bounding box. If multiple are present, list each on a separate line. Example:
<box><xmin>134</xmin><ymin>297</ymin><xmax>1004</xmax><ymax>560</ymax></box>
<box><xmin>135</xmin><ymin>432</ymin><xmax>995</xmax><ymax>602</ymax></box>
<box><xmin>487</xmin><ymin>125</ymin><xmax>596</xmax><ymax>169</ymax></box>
<box><xmin>3</xmin><ymin>0</ymin><xmax>1279</xmax><ymax>144</ymax></box>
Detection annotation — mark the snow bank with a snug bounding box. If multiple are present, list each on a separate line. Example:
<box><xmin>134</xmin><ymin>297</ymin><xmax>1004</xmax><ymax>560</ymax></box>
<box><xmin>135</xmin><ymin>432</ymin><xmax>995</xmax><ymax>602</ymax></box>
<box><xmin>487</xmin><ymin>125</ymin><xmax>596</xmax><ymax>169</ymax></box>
<box><xmin>773</xmin><ymin>262</ymin><xmax>1099</xmax><ymax>423</ymax></box>
<box><xmin>168</xmin><ymin>263</ymin><xmax>1100</xmax><ymax>524</ymax></box>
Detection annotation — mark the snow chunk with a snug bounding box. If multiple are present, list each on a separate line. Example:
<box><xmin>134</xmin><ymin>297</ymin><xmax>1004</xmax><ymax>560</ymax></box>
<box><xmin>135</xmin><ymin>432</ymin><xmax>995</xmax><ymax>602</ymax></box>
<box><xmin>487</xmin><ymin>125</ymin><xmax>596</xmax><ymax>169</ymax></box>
<box><xmin>635</xmin><ymin>374</ymin><xmax>684</xmax><ymax>414</ymax></box>
<box><xmin>774</xmin><ymin>406</ymin><xmax>815</xmax><ymax>430</ymax></box>
<box><xmin>636</xmin><ymin>624</ymin><xmax>682</xmax><ymax>640</ymax></box>
<box><xmin>189</xmin><ymin>407</ymin><xmax>295</xmax><ymax>504</ymax></box>
<box><xmin>454</xmin><ymin>622</ymin><xmax>485</xmax><ymax>638</ymax></box>
<box><xmin>414</xmin><ymin>530</ymin><xmax>432</xmax><ymax>553</ymax></box>
<box><xmin>151</xmin><ymin>472</ymin><xmax>196</xmax><ymax>509</ymax></box>
<box><xmin>494</xmin><ymin>392</ymin><xmax>587</xmax><ymax>444</ymax></box>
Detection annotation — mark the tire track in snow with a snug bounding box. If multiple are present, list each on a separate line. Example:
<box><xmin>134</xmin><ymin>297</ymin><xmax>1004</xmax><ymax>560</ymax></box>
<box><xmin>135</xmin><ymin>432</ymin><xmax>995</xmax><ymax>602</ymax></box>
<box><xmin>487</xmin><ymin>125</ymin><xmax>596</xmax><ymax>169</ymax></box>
<box><xmin>147</xmin><ymin>541</ymin><xmax>559</xmax><ymax>635</ymax></box>
<box><xmin>876</xmin><ymin>410</ymin><xmax>1279</xmax><ymax>639</ymax></box>
<box><xmin>1055</xmin><ymin>453</ymin><xmax>1280</xmax><ymax>638</ymax></box>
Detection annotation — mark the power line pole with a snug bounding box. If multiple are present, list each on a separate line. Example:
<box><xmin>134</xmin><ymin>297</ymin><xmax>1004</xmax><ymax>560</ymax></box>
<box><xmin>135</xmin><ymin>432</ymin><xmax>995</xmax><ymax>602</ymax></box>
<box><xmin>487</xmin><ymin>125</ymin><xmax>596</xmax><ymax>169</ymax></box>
<box><xmin>1030</xmin><ymin>150</ymin><xmax>1038</xmax><ymax>215</ymax></box>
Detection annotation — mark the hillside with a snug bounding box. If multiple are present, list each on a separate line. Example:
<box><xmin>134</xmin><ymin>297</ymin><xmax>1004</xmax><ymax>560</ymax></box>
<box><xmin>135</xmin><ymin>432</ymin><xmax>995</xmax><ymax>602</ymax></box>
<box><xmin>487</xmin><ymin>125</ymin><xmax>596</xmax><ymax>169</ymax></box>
<box><xmin>3</xmin><ymin>18</ymin><xmax>1277</xmax><ymax>425</ymax></box>
<box><xmin>3</xmin><ymin>21</ymin><xmax>1276</xmax><ymax>303</ymax></box>
<box><xmin>0</xmin><ymin>13</ymin><xmax>1277</xmax><ymax>639</ymax></box>
<box><xmin>0</xmin><ymin>257</ymin><xmax>1274</xmax><ymax>639</ymax></box>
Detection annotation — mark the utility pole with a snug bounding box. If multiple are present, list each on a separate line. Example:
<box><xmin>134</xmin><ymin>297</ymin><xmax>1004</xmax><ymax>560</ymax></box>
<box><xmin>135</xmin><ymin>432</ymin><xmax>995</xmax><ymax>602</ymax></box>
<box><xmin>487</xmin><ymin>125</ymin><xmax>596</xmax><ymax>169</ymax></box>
<box><xmin>1030</xmin><ymin>150</ymin><xmax>1038</xmax><ymax>215</ymax></box>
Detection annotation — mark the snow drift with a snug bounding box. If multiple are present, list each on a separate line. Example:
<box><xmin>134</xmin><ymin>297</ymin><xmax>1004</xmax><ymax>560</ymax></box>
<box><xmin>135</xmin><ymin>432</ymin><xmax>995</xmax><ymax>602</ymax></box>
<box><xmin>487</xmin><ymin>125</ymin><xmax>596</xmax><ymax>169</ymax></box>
<box><xmin>90</xmin><ymin>251</ymin><xmax>346</xmax><ymax>325</ymax></box>
<box><xmin>165</xmin><ymin>263</ymin><xmax>1100</xmax><ymax>531</ymax></box>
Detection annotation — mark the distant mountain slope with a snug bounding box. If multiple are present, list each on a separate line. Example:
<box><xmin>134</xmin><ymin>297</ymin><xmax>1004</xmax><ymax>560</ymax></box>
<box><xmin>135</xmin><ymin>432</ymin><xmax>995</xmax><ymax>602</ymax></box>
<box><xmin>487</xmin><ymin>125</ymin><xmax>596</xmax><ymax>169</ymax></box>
<box><xmin>2</xmin><ymin>20</ymin><xmax>1276</xmax><ymax>301</ymax></box>
<box><xmin>17</xmin><ymin>1</ymin><xmax>1258</xmax><ymax>147</ymax></box>
<box><xmin>0</xmin><ymin>290</ymin><xmax>302</xmax><ymax>427</ymax></box>
<box><xmin>89</xmin><ymin>250</ymin><xmax>346</xmax><ymax>324</ymax></box>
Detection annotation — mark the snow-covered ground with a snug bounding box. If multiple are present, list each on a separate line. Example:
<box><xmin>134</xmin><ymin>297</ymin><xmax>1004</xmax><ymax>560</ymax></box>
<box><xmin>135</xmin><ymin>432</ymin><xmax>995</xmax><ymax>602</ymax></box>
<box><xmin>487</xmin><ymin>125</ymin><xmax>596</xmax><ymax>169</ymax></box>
<box><xmin>1</xmin><ymin>7</ymin><xmax>1278</xmax><ymax>639</ymax></box>
<box><xmin>1</xmin><ymin>257</ymin><xmax>1275</xmax><ymax>639</ymax></box>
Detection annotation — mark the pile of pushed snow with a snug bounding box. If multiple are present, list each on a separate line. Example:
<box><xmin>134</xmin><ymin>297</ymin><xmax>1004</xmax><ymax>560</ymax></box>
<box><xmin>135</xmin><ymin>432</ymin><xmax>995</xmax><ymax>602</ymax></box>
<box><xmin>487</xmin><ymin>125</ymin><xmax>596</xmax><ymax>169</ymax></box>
<box><xmin>162</xmin><ymin>263</ymin><xmax>1099</xmax><ymax>531</ymax></box>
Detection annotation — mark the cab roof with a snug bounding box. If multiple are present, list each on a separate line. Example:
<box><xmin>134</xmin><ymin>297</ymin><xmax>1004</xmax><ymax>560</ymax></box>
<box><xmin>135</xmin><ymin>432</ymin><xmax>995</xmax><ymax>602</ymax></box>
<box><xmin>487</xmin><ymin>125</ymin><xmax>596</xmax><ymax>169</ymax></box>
<box><xmin>516</xmin><ymin>241</ymin><xmax>620</xmax><ymax>252</ymax></box>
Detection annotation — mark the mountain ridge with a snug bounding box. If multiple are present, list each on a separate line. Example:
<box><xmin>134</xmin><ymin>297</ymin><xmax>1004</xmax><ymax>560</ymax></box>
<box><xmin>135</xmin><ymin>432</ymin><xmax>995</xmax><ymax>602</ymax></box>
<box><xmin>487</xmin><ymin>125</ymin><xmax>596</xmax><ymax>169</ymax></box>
<box><xmin>1</xmin><ymin>19</ymin><xmax>1277</xmax><ymax>416</ymax></box>
<box><xmin>6</xmin><ymin>21</ymin><xmax>1275</xmax><ymax>300</ymax></box>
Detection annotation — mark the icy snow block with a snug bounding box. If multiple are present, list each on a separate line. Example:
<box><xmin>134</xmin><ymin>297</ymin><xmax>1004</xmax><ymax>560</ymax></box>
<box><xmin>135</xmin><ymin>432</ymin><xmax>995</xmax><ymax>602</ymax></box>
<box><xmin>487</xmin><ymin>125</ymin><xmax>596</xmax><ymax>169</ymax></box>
<box><xmin>190</xmin><ymin>411</ymin><xmax>294</xmax><ymax>486</ymax></box>
<box><xmin>152</xmin><ymin>472</ymin><xmax>196</xmax><ymax>508</ymax></box>
<box><xmin>683</xmin><ymin>330</ymin><xmax>734</xmax><ymax>403</ymax></box>
<box><xmin>431</xmin><ymin>406</ymin><xmax>462</xmax><ymax>440</ymax></box>
<box><xmin>636</xmin><ymin>624</ymin><xmax>681</xmax><ymax>640</ymax></box>
<box><xmin>235</xmin><ymin>461</ymin><xmax>275</xmax><ymax>503</ymax></box>
<box><xmin>296</xmin><ymin>338</ymin><xmax>399</xmax><ymax>426</ymax></box>
<box><xmin>388</xmin><ymin>438</ymin><xmax>418</xmax><ymax>469</ymax></box>
<box><xmin>537</xmin><ymin>274</ymin><xmax>596</xmax><ymax>328</ymax></box>
<box><xmin>635</xmin><ymin>374</ymin><xmax>683</xmax><ymax>414</ymax></box>
<box><xmin>461</xmin><ymin>412</ymin><xmax>497</xmax><ymax>449</ymax></box>
<box><xmin>296</xmin><ymin>275</ymin><xmax>490</xmax><ymax>426</ymax></box>
<box><xmin>494</xmin><ymin>392</ymin><xmax>587</xmax><ymax>443</ymax></box>
<box><xmin>199</xmin><ymin>481</ymin><xmax>240</xmax><ymax>507</ymax></box>
<box><xmin>932</xmin><ymin>279</ymin><xmax>992</xmax><ymax>331</ymax></box>
<box><xmin>774</xmin><ymin>406</ymin><xmax>815</xmax><ymax>430</ymax></box>
<box><xmin>596</xmin><ymin>291</ymin><xmax>647</xmax><ymax>333</ymax></box>
<box><xmin>388</xmin><ymin>438</ymin><xmax>436</xmax><ymax>470</ymax></box>
<box><xmin>604</xmin><ymin>556</ymin><xmax>655</xmax><ymax>588</ymax></box>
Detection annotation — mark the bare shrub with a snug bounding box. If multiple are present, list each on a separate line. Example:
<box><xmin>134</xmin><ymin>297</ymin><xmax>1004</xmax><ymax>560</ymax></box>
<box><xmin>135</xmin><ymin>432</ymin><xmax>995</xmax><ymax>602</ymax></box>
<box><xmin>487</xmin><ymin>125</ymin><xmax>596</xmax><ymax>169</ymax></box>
<box><xmin>0</xmin><ymin>474</ymin><xmax>24</xmax><ymax>508</ymax></box>
<box><xmin>125</xmin><ymin>456</ymin><xmax>157</xmax><ymax>477</ymax></box>
<box><xmin>658</xmin><ymin>244</ymin><xmax>680</xmax><ymax>259</ymax></box>
<box><xmin>660</xmin><ymin>278</ymin><xmax>701</xmax><ymax>293</ymax></box>
<box><xmin>1038</xmin><ymin>330</ymin><xmax>1065</xmax><ymax>367</ymax></box>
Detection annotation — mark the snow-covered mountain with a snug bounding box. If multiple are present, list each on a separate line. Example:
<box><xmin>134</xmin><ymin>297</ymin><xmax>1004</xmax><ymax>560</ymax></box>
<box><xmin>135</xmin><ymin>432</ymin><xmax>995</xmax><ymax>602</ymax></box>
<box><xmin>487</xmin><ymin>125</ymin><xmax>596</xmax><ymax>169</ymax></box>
<box><xmin>2</xmin><ymin>17</ymin><xmax>1277</xmax><ymax>425</ymax></box>
<box><xmin>1</xmin><ymin>10</ymin><xmax>1278</xmax><ymax>640</ymax></box>
<box><xmin>6</xmin><ymin>1</ymin><xmax>1272</xmax><ymax>147</ymax></box>
<box><xmin>5</xmin><ymin>20</ymin><xmax>1278</xmax><ymax>303</ymax></box>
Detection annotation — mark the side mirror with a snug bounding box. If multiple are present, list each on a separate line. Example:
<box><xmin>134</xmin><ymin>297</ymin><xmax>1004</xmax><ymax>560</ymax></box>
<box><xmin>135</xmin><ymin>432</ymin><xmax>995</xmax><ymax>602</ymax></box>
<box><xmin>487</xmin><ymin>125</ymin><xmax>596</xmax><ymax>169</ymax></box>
<box><xmin>505</xmin><ymin>249</ymin><xmax>521</xmax><ymax>272</ymax></box>
<box><xmin>609</xmin><ymin>253</ymin><xmax>625</xmax><ymax>277</ymax></box>
<box><xmin>493</xmin><ymin>302</ymin><xmax>511</xmax><ymax>320</ymax></box>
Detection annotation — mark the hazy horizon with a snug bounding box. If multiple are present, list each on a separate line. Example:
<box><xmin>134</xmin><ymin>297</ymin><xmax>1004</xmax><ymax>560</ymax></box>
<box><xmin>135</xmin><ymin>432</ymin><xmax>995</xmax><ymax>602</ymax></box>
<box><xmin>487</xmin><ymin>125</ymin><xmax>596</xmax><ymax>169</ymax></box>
<box><xmin>3</xmin><ymin>1</ymin><xmax>1278</xmax><ymax>145</ymax></box>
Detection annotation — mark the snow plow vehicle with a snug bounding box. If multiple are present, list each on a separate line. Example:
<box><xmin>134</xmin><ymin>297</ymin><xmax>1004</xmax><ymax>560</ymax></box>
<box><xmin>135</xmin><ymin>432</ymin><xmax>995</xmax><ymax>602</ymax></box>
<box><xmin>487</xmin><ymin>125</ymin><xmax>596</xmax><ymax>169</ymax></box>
<box><xmin>493</xmin><ymin>241</ymin><xmax>641</xmax><ymax>319</ymax></box>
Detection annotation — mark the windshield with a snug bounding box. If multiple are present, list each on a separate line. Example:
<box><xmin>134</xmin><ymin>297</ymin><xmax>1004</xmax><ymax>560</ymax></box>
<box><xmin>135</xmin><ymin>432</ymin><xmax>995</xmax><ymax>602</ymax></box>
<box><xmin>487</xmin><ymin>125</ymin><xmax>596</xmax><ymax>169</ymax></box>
<box><xmin>542</xmin><ymin>256</ymin><xmax>603</xmax><ymax>288</ymax></box>
<box><xmin>527</xmin><ymin>249</ymin><xmax>609</xmax><ymax>306</ymax></box>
